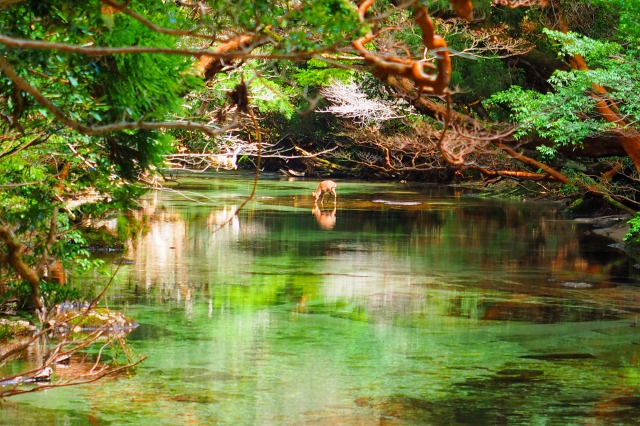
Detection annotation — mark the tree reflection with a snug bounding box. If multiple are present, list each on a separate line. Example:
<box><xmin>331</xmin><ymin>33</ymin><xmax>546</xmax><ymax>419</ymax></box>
<box><xmin>97</xmin><ymin>181</ymin><xmax>639</xmax><ymax>323</ymax></box>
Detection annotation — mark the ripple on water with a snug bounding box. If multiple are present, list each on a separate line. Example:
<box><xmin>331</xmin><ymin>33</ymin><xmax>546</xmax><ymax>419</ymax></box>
<box><xmin>372</xmin><ymin>199</ymin><xmax>421</xmax><ymax>206</ymax></box>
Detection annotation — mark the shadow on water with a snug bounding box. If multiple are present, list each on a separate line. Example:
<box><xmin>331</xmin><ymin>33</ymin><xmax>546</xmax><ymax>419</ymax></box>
<box><xmin>3</xmin><ymin>176</ymin><xmax>640</xmax><ymax>425</ymax></box>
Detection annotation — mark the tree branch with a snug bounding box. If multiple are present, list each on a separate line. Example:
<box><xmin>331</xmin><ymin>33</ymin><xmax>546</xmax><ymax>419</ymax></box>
<box><xmin>0</xmin><ymin>226</ymin><xmax>44</xmax><ymax>313</ymax></box>
<box><xmin>0</xmin><ymin>33</ymin><xmax>335</xmax><ymax>61</ymax></box>
<box><xmin>101</xmin><ymin>0</ymin><xmax>220</xmax><ymax>41</ymax></box>
<box><xmin>0</xmin><ymin>56</ymin><xmax>232</xmax><ymax>137</ymax></box>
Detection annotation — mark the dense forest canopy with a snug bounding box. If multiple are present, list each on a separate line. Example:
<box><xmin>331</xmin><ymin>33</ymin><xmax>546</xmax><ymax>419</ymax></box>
<box><xmin>1</xmin><ymin>0</ymin><xmax>640</xmax><ymax>316</ymax></box>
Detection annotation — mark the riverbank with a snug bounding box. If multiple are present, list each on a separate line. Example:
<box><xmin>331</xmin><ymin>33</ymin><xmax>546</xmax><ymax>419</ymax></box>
<box><xmin>575</xmin><ymin>215</ymin><xmax>631</xmax><ymax>243</ymax></box>
<box><xmin>460</xmin><ymin>179</ymin><xmax>635</xmax><ymax>247</ymax></box>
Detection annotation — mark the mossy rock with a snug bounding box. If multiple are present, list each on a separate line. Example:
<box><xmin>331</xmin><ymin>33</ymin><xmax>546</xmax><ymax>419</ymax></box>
<box><xmin>0</xmin><ymin>318</ymin><xmax>37</xmax><ymax>340</ymax></box>
<box><xmin>51</xmin><ymin>308</ymin><xmax>138</xmax><ymax>333</ymax></box>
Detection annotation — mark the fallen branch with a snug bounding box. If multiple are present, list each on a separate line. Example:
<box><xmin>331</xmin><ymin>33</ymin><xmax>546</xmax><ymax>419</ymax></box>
<box><xmin>294</xmin><ymin>146</ymin><xmax>349</xmax><ymax>172</ymax></box>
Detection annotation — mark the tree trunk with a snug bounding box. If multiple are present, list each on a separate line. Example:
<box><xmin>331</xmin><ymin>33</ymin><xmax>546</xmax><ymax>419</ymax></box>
<box><xmin>0</xmin><ymin>227</ymin><xmax>44</xmax><ymax>313</ymax></box>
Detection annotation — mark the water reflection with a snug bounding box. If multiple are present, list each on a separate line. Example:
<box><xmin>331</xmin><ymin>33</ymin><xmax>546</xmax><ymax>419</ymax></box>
<box><xmin>4</xmin><ymin>177</ymin><xmax>640</xmax><ymax>425</ymax></box>
<box><xmin>114</xmin><ymin>179</ymin><xmax>639</xmax><ymax>336</ymax></box>
<box><xmin>312</xmin><ymin>205</ymin><xmax>337</xmax><ymax>230</ymax></box>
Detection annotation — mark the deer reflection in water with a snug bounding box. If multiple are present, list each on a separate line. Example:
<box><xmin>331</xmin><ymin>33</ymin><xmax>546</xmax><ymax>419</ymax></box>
<box><xmin>312</xmin><ymin>205</ymin><xmax>337</xmax><ymax>230</ymax></box>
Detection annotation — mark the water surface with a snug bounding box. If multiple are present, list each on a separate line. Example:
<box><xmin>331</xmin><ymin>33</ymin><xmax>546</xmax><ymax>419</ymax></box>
<box><xmin>3</xmin><ymin>176</ymin><xmax>639</xmax><ymax>425</ymax></box>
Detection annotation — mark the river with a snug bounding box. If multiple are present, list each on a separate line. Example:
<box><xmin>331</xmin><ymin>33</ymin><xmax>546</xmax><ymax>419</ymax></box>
<box><xmin>2</xmin><ymin>175</ymin><xmax>639</xmax><ymax>425</ymax></box>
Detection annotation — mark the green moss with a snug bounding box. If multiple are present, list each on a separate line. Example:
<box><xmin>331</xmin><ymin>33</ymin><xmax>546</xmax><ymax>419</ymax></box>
<box><xmin>0</xmin><ymin>323</ymin><xmax>11</xmax><ymax>340</ymax></box>
<box><xmin>568</xmin><ymin>197</ymin><xmax>584</xmax><ymax>208</ymax></box>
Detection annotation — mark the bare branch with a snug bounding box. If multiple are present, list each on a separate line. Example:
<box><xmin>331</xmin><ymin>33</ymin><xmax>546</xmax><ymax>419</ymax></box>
<box><xmin>441</xmin><ymin>21</ymin><xmax>535</xmax><ymax>59</ymax></box>
<box><xmin>319</xmin><ymin>81</ymin><xmax>404</xmax><ymax>124</ymax></box>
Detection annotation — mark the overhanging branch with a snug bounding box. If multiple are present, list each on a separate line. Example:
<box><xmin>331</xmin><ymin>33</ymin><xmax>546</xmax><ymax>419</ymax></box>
<box><xmin>0</xmin><ymin>57</ymin><xmax>232</xmax><ymax>137</ymax></box>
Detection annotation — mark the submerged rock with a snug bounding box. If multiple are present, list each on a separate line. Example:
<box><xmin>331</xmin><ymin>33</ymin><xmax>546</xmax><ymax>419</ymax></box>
<box><xmin>520</xmin><ymin>353</ymin><xmax>595</xmax><ymax>361</ymax></box>
<box><xmin>491</xmin><ymin>369</ymin><xmax>545</xmax><ymax>383</ymax></box>
<box><xmin>609</xmin><ymin>397</ymin><xmax>640</xmax><ymax>407</ymax></box>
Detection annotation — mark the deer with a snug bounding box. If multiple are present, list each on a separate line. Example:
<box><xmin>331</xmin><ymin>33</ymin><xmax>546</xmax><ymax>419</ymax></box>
<box><xmin>312</xmin><ymin>180</ymin><xmax>337</xmax><ymax>205</ymax></box>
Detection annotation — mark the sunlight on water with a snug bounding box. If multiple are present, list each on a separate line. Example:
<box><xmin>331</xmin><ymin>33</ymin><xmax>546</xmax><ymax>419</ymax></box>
<box><xmin>3</xmin><ymin>176</ymin><xmax>639</xmax><ymax>425</ymax></box>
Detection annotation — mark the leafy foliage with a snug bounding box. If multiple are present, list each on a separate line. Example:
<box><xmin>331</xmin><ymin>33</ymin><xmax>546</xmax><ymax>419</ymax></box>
<box><xmin>293</xmin><ymin>58</ymin><xmax>353</xmax><ymax>87</ymax></box>
<box><xmin>543</xmin><ymin>29</ymin><xmax>623</xmax><ymax>66</ymax></box>
<box><xmin>625</xmin><ymin>213</ymin><xmax>640</xmax><ymax>244</ymax></box>
<box><xmin>0</xmin><ymin>0</ymin><xmax>204</xmax><ymax>307</ymax></box>
<box><xmin>451</xmin><ymin>58</ymin><xmax>524</xmax><ymax>100</ymax></box>
<box><xmin>487</xmin><ymin>29</ymin><xmax>640</xmax><ymax>152</ymax></box>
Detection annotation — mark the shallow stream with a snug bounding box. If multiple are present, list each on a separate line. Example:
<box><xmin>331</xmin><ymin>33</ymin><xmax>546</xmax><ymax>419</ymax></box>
<box><xmin>2</xmin><ymin>176</ymin><xmax>639</xmax><ymax>425</ymax></box>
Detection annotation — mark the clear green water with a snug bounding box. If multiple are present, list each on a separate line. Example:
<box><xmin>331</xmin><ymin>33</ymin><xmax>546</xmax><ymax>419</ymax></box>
<box><xmin>2</xmin><ymin>176</ymin><xmax>640</xmax><ymax>425</ymax></box>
